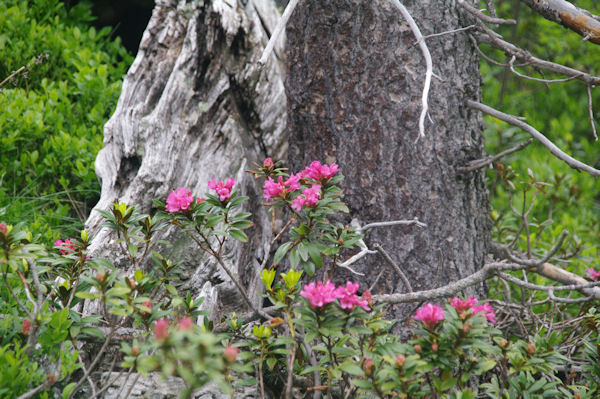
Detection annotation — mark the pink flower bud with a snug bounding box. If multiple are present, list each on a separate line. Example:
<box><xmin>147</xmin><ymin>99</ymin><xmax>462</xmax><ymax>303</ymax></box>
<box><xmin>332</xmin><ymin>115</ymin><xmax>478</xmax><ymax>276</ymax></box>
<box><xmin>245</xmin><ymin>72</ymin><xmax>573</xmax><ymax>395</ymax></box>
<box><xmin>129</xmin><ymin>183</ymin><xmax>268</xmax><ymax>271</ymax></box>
<box><xmin>21</xmin><ymin>319</ymin><xmax>31</xmax><ymax>335</ymax></box>
<box><xmin>0</xmin><ymin>223</ymin><xmax>7</xmax><ymax>237</ymax></box>
<box><xmin>363</xmin><ymin>358</ymin><xmax>374</xmax><ymax>375</ymax></box>
<box><xmin>395</xmin><ymin>354</ymin><xmax>405</xmax><ymax>368</ymax></box>
<box><xmin>224</xmin><ymin>344</ymin><xmax>239</xmax><ymax>363</ymax></box>
<box><xmin>154</xmin><ymin>319</ymin><xmax>170</xmax><ymax>342</ymax></box>
<box><xmin>263</xmin><ymin>158</ymin><xmax>274</xmax><ymax>168</ymax></box>
<box><xmin>178</xmin><ymin>316</ymin><xmax>194</xmax><ymax>331</ymax></box>
<box><xmin>141</xmin><ymin>301</ymin><xmax>152</xmax><ymax>316</ymax></box>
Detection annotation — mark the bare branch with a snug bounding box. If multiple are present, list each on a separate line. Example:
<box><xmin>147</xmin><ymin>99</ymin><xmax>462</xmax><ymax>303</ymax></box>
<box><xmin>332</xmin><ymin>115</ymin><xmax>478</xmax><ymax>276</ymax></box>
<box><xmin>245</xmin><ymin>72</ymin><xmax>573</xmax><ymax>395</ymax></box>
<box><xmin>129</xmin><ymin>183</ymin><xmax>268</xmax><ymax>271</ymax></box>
<box><xmin>423</xmin><ymin>25</ymin><xmax>477</xmax><ymax>40</ymax></box>
<box><xmin>390</xmin><ymin>0</ymin><xmax>432</xmax><ymax>139</ymax></box>
<box><xmin>361</xmin><ymin>218</ymin><xmax>427</xmax><ymax>231</ymax></box>
<box><xmin>483</xmin><ymin>0</ymin><xmax>498</xmax><ymax>18</ymax></box>
<box><xmin>373</xmin><ymin>243</ymin><xmax>413</xmax><ymax>292</ymax></box>
<box><xmin>457</xmin><ymin>138</ymin><xmax>533</xmax><ymax>173</ymax></box>
<box><xmin>457</xmin><ymin>0</ymin><xmax>516</xmax><ymax>25</ymax></box>
<box><xmin>258</xmin><ymin>0</ymin><xmax>300</xmax><ymax>66</ymax></box>
<box><xmin>374</xmin><ymin>262</ymin><xmax>527</xmax><ymax>304</ymax></box>
<box><xmin>474</xmin><ymin>31</ymin><xmax>600</xmax><ymax>85</ymax></box>
<box><xmin>494</xmin><ymin>230</ymin><xmax>569</xmax><ymax>269</ymax></box>
<box><xmin>498</xmin><ymin>271</ymin><xmax>600</xmax><ymax>292</ymax></box>
<box><xmin>467</xmin><ymin>100</ymin><xmax>600</xmax><ymax>176</ymax></box>
<box><xmin>520</xmin><ymin>0</ymin><xmax>600</xmax><ymax>45</ymax></box>
<box><xmin>508</xmin><ymin>55</ymin><xmax>578</xmax><ymax>83</ymax></box>
<box><xmin>335</xmin><ymin>238</ymin><xmax>372</xmax><ymax>276</ymax></box>
<box><xmin>587</xmin><ymin>84</ymin><xmax>598</xmax><ymax>141</ymax></box>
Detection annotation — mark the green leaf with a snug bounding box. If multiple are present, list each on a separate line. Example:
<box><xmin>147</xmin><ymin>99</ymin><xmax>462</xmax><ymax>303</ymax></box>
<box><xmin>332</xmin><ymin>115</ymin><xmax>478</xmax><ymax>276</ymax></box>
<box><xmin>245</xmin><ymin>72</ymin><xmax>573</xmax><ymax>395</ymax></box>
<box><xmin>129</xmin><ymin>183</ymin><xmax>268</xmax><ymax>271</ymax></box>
<box><xmin>266</xmin><ymin>357</ymin><xmax>277</xmax><ymax>370</ymax></box>
<box><xmin>75</xmin><ymin>291</ymin><xmax>101</xmax><ymax>300</ymax></box>
<box><xmin>273</xmin><ymin>242</ymin><xmax>292</xmax><ymax>265</ymax></box>
<box><xmin>297</xmin><ymin>241</ymin><xmax>309</xmax><ymax>261</ymax></box>
<box><xmin>62</xmin><ymin>382</ymin><xmax>77</xmax><ymax>399</ymax></box>
<box><xmin>307</xmin><ymin>244</ymin><xmax>323</xmax><ymax>267</ymax></box>
<box><xmin>231</xmin><ymin>220</ymin><xmax>253</xmax><ymax>230</ymax></box>
<box><xmin>229</xmin><ymin>229</ymin><xmax>248</xmax><ymax>242</ymax></box>
<box><xmin>338</xmin><ymin>362</ymin><xmax>365</xmax><ymax>376</ymax></box>
<box><xmin>303</xmin><ymin>261</ymin><xmax>316</xmax><ymax>276</ymax></box>
<box><xmin>289</xmin><ymin>249</ymin><xmax>300</xmax><ymax>269</ymax></box>
<box><xmin>440</xmin><ymin>377</ymin><xmax>458</xmax><ymax>392</ymax></box>
<box><xmin>351</xmin><ymin>379</ymin><xmax>373</xmax><ymax>389</ymax></box>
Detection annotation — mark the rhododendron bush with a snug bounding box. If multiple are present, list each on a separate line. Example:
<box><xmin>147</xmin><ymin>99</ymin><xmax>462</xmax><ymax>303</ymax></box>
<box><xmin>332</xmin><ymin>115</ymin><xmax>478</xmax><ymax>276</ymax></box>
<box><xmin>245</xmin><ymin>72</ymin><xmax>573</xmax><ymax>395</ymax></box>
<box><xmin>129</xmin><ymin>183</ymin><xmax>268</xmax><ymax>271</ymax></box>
<box><xmin>0</xmin><ymin>160</ymin><xmax>599</xmax><ymax>398</ymax></box>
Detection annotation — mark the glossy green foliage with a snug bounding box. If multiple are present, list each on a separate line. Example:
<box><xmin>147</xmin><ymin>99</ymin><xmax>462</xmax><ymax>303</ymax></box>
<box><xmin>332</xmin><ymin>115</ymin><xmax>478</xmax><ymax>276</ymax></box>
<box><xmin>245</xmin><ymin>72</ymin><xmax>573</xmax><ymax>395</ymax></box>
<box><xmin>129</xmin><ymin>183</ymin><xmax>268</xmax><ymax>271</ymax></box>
<box><xmin>0</xmin><ymin>0</ymin><xmax>132</xmax><ymax>242</ymax></box>
<box><xmin>482</xmin><ymin>1</ymin><xmax>600</xmax><ymax>280</ymax></box>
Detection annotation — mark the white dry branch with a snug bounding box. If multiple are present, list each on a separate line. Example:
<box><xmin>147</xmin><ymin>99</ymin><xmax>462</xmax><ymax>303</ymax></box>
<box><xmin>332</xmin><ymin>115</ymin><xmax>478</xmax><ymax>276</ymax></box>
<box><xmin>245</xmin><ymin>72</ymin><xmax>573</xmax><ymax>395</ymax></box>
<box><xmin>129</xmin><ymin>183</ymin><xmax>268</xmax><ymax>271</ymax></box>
<box><xmin>335</xmin><ymin>218</ymin><xmax>427</xmax><ymax>277</ymax></box>
<box><xmin>258</xmin><ymin>0</ymin><xmax>301</xmax><ymax>66</ymax></box>
<box><xmin>390</xmin><ymin>0</ymin><xmax>432</xmax><ymax>140</ymax></box>
<box><xmin>467</xmin><ymin>100</ymin><xmax>600</xmax><ymax>177</ymax></box>
<box><xmin>587</xmin><ymin>84</ymin><xmax>598</xmax><ymax>141</ymax></box>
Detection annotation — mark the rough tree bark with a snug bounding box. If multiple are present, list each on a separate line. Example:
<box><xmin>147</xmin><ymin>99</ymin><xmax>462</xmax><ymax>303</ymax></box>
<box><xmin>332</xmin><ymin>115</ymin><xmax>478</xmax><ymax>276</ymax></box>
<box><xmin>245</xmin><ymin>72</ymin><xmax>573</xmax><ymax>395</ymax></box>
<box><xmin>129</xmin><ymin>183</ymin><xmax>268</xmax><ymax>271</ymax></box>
<box><xmin>84</xmin><ymin>0</ymin><xmax>286</xmax><ymax>396</ymax></box>
<box><xmin>86</xmin><ymin>0</ymin><xmax>286</xmax><ymax>315</ymax></box>
<box><xmin>286</xmin><ymin>0</ymin><xmax>490</xmax><ymax>325</ymax></box>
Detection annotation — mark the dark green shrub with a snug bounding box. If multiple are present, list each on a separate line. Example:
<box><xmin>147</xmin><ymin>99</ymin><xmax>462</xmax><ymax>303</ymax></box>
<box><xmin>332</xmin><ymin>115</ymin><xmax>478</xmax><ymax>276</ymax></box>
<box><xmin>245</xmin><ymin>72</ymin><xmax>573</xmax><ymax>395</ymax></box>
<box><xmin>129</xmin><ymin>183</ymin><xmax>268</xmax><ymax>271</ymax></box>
<box><xmin>0</xmin><ymin>0</ymin><xmax>132</xmax><ymax>243</ymax></box>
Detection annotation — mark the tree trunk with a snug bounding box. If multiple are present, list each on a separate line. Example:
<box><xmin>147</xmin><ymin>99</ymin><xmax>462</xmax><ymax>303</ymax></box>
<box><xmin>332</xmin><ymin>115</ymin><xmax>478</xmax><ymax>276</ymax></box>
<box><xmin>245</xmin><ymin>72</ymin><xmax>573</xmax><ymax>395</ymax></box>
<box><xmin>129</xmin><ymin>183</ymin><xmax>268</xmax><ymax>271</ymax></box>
<box><xmin>286</xmin><ymin>0</ymin><xmax>491</xmax><ymax>327</ymax></box>
<box><xmin>84</xmin><ymin>1</ymin><xmax>285</xmax><ymax>395</ymax></box>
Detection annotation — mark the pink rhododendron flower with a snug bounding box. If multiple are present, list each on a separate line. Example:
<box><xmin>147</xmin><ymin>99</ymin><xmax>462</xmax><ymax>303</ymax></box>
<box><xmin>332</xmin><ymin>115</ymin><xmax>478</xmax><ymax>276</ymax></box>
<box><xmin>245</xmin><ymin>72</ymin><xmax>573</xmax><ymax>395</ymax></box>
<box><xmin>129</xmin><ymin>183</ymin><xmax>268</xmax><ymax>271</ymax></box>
<box><xmin>166</xmin><ymin>187</ymin><xmax>194</xmax><ymax>212</ymax></box>
<box><xmin>291</xmin><ymin>196</ymin><xmax>307</xmax><ymax>212</ymax></box>
<box><xmin>21</xmin><ymin>319</ymin><xmax>31</xmax><ymax>335</ymax></box>
<box><xmin>178</xmin><ymin>316</ymin><xmax>194</xmax><ymax>331</ymax></box>
<box><xmin>472</xmin><ymin>302</ymin><xmax>496</xmax><ymax>324</ymax></box>
<box><xmin>300</xmin><ymin>161</ymin><xmax>339</xmax><ymax>181</ymax></box>
<box><xmin>300</xmin><ymin>280</ymin><xmax>341</xmax><ymax>308</ymax></box>
<box><xmin>263</xmin><ymin>177</ymin><xmax>284</xmax><ymax>199</ymax></box>
<box><xmin>263</xmin><ymin>158</ymin><xmax>274</xmax><ymax>168</ymax></box>
<box><xmin>263</xmin><ymin>174</ymin><xmax>301</xmax><ymax>200</ymax></box>
<box><xmin>208</xmin><ymin>178</ymin><xmax>236</xmax><ymax>201</ymax></box>
<box><xmin>154</xmin><ymin>319</ymin><xmax>170</xmax><ymax>342</ymax></box>
<box><xmin>450</xmin><ymin>295</ymin><xmax>478</xmax><ymax>312</ymax></box>
<box><xmin>54</xmin><ymin>239</ymin><xmax>78</xmax><ymax>255</ymax></box>
<box><xmin>0</xmin><ymin>223</ymin><xmax>7</xmax><ymax>237</ymax></box>
<box><xmin>196</xmin><ymin>197</ymin><xmax>206</xmax><ymax>204</ymax></box>
<box><xmin>303</xmin><ymin>184</ymin><xmax>321</xmax><ymax>206</ymax></box>
<box><xmin>291</xmin><ymin>184</ymin><xmax>321</xmax><ymax>211</ymax></box>
<box><xmin>336</xmin><ymin>281</ymin><xmax>370</xmax><ymax>311</ymax></box>
<box><xmin>414</xmin><ymin>303</ymin><xmax>445</xmax><ymax>329</ymax></box>
<box><xmin>587</xmin><ymin>268</ymin><xmax>600</xmax><ymax>281</ymax></box>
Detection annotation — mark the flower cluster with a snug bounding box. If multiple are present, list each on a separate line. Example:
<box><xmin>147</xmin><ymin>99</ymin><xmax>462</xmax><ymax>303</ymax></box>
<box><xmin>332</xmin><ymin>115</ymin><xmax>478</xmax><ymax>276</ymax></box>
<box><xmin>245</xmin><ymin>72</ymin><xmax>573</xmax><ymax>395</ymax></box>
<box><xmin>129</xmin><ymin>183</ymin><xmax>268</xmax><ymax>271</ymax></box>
<box><xmin>261</xmin><ymin>159</ymin><xmax>339</xmax><ymax>211</ymax></box>
<box><xmin>300</xmin><ymin>280</ymin><xmax>370</xmax><ymax>311</ymax></box>
<box><xmin>165</xmin><ymin>178</ymin><xmax>235</xmax><ymax>213</ymax></box>
<box><xmin>263</xmin><ymin>174</ymin><xmax>300</xmax><ymax>200</ymax></box>
<box><xmin>450</xmin><ymin>295</ymin><xmax>496</xmax><ymax>324</ymax></box>
<box><xmin>299</xmin><ymin>160</ymin><xmax>339</xmax><ymax>182</ymax></box>
<box><xmin>336</xmin><ymin>281</ymin><xmax>370</xmax><ymax>311</ymax></box>
<box><xmin>209</xmin><ymin>178</ymin><xmax>236</xmax><ymax>202</ymax></box>
<box><xmin>166</xmin><ymin>187</ymin><xmax>194</xmax><ymax>213</ymax></box>
<box><xmin>414</xmin><ymin>303</ymin><xmax>445</xmax><ymax>329</ymax></box>
<box><xmin>291</xmin><ymin>184</ymin><xmax>321</xmax><ymax>212</ymax></box>
<box><xmin>54</xmin><ymin>238</ymin><xmax>78</xmax><ymax>255</ymax></box>
<box><xmin>587</xmin><ymin>268</ymin><xmax>600</xmax><ymax>281</ymax></box>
